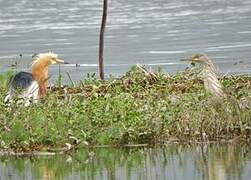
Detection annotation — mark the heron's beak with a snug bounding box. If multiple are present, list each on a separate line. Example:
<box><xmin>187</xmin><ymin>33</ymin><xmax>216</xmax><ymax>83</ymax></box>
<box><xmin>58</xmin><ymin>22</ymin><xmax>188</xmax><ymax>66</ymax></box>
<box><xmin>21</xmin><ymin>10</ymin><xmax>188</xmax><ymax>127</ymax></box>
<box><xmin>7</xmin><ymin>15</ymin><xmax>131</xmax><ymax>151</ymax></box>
<box><xmin>55</xmin><ymin>59</ymin><xmax>69</xmax><ymax>64</ymax></box>
<box><xmin>180</xmin><ymin>57</ymin><xmax>199</xmax><ymax>62</ymax></box>
<box><xmin>180</xmin><ymin>58</ymin><xmax>192</xmax><ymax>62</ymax></box>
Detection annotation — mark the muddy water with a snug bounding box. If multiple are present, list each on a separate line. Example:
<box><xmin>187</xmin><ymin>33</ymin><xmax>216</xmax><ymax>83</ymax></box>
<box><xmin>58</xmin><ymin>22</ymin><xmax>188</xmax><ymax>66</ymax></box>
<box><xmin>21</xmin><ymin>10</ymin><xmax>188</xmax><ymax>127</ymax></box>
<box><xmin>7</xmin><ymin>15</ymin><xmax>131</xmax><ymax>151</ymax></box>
<box><xmin>0</xmin><ymin>144</ymin><xmax>250</xmax><ymax>180</ymax></box>
<box><xmin>0</xmin><ymin>0</ymin><xmax>251</xmax><ymax>83</ymax></box>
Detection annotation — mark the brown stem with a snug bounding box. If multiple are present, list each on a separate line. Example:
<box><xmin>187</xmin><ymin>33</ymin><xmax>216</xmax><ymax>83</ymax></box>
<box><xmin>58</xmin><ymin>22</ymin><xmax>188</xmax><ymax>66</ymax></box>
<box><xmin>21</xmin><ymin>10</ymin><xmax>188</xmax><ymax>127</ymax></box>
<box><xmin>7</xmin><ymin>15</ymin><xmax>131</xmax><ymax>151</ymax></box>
<box><xmin>99</xmin><ymin>0</ymin><xmax>108</xmax><ymax>80</ymax></box>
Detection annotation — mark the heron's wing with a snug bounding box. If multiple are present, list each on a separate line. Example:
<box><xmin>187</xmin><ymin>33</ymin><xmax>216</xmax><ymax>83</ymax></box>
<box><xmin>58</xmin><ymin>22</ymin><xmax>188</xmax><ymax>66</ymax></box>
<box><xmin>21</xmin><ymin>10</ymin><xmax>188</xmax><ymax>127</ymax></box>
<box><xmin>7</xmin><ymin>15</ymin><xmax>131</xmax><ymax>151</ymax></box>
<box><xmin>4</xmin><ymin>94</ymin><xmax>11</xmax><ymax>103</ymax></box>
<box><xmin>21</xmin><ymin>81</ymin><xmax>39</xmax><ymax>106</ymax></box>
<box><xmin>22</xmin><ymin>81</ymin><xmax>39</xmax><ymax>98</ymax></box>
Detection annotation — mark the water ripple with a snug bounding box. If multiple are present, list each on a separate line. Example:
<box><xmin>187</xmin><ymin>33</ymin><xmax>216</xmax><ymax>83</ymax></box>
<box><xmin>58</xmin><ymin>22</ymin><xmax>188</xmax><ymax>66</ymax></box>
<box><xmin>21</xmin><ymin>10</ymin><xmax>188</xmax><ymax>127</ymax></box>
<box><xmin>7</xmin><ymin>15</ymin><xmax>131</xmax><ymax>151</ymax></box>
<box><xmin>0</xmin><ymin>0</ymin><xmax>251</xmax><ymax>79</ymax></box>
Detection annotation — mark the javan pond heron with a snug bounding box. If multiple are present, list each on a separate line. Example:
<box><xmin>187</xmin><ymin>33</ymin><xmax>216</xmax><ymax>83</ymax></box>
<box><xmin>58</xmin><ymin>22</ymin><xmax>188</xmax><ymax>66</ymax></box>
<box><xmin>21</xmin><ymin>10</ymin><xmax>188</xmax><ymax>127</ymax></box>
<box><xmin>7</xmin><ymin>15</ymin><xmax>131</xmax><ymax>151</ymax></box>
<box><xmin>5</xmin><ymin>52</ymin><xmax>68</xmax><ymax>106</ymax></box>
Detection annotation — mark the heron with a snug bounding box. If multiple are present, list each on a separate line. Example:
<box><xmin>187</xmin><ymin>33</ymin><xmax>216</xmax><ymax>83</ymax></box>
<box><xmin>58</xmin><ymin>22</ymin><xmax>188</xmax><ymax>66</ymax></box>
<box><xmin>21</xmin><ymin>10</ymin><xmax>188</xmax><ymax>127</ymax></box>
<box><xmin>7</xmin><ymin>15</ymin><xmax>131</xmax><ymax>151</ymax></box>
<box><xmin>4</xmin><ymin>52</ymin><xmax>68</xmax><ymax>106</ymax></box>
<box><xmin>182</xmin><ymin>54</ymin><xmax>224</xmax><ymax>97</ymax></box>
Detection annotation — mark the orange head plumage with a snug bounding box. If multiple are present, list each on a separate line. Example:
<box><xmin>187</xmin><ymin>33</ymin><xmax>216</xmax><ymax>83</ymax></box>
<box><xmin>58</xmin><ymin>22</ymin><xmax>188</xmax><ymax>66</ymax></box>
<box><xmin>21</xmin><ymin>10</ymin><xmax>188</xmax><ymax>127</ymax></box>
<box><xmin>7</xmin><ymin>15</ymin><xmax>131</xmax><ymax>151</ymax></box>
<box><xmin>31</xmin><ymin>52</ymin><xmax>66</xmax><ymax>97</ymax></box>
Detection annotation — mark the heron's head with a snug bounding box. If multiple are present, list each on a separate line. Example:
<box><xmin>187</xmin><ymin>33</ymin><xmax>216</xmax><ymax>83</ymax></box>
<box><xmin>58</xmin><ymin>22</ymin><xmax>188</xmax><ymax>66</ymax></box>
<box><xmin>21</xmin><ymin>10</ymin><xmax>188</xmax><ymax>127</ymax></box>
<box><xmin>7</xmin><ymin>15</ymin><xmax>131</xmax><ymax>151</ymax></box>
<box><xmin>181</xmin><ymin>54</ymin><xmax>210</xmax><ymax>64</ymax></box>
<box><xmin>32</xmin><ymin>52</ymin><xmax>68</xmax><ymax>67</ymax></box>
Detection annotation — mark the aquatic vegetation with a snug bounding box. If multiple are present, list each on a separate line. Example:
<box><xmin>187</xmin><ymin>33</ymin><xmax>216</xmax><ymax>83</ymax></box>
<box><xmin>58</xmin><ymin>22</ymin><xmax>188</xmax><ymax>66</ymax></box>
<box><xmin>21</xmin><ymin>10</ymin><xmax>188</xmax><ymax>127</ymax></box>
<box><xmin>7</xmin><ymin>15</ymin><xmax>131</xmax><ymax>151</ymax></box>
<box><xmin>0</xmin><ymin>66</ymin><xmax>250</xmax><ymax>152</ymax></box>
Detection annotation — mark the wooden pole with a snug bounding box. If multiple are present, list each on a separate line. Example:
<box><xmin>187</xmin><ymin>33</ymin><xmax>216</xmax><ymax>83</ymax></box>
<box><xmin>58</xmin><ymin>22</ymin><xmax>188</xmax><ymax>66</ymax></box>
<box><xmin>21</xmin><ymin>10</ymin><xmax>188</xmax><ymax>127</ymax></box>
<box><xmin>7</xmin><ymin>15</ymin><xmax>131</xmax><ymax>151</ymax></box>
<box><xmin>99</xmin><ymin>0</ymin><xmax>108</xmax><ymax>80</ymax></box>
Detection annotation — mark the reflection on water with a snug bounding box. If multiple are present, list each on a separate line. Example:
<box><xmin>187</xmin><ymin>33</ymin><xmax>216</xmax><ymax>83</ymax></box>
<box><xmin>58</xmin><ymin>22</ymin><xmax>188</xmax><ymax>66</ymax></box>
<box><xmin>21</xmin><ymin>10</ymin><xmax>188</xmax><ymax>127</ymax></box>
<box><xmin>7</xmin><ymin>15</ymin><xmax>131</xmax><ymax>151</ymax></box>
<box><xmin>0</xmin><ymin>144</ymin><xmax>250</xmax><ymax>180</ymax></box>
<box><xmin>0</xmin><ymin>0</ymin><xmax>251</xmax><ymax>83</ymax></box>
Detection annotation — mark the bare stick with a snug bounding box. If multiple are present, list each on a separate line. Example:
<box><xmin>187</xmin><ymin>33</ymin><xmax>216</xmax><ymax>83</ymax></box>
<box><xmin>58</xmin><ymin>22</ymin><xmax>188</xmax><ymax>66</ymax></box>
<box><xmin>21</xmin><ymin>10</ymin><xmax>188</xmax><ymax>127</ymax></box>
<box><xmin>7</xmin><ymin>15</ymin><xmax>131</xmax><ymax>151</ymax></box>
<box><xmin>98</xmin><ymin>0</ymin><xmax>108</xmax><ymax>80</ymax></box>
<box><xmin>136</xmin><ymin>64</ymin><xmax>157</xmax><ymax>78</ymax></box>
<box><xmin>66</xmin><ymin>71</ymin><xmax>75</xmax><ymax>87</ymax></box>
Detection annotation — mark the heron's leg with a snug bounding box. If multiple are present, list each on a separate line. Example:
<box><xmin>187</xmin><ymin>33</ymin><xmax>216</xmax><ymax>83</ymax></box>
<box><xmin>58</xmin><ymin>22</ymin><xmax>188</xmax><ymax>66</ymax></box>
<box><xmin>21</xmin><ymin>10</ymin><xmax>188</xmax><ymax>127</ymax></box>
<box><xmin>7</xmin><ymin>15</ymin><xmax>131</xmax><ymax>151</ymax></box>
<box><xmin>39</xmin><ymin>84</ymin><xmax>47</xmax><ymax>98</ymax></box>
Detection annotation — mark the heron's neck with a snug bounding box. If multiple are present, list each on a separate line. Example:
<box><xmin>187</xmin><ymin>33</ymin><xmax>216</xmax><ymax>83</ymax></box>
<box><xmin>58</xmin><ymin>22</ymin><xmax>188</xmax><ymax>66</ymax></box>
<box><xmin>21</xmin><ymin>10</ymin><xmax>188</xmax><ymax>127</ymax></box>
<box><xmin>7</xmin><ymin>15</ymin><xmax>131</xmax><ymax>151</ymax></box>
<box><xmin>31</xmin><ymin>60</ymin><xmax>49</xmax><ymax>83</ymax></box>
<box><xmin>201</xmin><ymin>61</ymin><xmax>223</xmax><ymax>97</ymax></box>
<box><xmin>31</xmin><ymin>60</ymin><xmax>49</xmax><ymax>97</ymax></box>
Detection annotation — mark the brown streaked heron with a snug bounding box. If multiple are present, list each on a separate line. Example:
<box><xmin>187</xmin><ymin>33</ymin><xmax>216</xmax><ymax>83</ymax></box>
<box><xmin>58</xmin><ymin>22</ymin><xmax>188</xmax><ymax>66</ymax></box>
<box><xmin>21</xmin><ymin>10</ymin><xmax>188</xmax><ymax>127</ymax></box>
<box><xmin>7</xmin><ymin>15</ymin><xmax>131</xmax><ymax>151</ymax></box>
<box><xmin>182</xmin><ymin>54</ymin><xmax>224</xmax><ymax>97</ymax></box>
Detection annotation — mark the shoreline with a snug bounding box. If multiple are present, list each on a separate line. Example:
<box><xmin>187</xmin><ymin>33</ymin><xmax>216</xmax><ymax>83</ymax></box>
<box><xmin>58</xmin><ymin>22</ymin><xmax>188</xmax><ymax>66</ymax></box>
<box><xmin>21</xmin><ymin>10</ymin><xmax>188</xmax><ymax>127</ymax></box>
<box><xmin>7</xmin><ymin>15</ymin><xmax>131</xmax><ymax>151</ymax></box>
<box><xmin>1</xmin><ymin>140</ymin><xmax>250</xmax><ymax>157</ymax></box>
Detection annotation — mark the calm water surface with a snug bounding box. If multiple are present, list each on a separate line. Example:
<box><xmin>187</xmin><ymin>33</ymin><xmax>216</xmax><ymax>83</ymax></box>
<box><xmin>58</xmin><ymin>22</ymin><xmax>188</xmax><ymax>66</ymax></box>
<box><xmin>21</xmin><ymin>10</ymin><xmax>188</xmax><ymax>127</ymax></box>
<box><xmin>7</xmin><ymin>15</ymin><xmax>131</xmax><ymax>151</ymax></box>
<box><xmin>0</xmin><ymin>144</ymin><xmax>250</xmax><ymax>180</ymax></box>
<box><xmin>0</xmin><ymin>0</ymin><xmax>251</xmax><ymax>83</ymax></box>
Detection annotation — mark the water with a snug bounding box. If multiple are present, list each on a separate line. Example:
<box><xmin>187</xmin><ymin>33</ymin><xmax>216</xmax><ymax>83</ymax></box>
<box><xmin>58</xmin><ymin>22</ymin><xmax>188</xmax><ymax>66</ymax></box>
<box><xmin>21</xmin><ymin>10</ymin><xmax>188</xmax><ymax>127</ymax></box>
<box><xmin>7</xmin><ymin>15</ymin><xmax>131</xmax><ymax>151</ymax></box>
<box><xmin>0</xmin><ymin>0</ymin><xmax>251</xmax><ymax>83</ymax></box>
<box><xmin>0</xmin><ymin>144</ymin><xmax>250</xmax><ymax>180</ymax></box>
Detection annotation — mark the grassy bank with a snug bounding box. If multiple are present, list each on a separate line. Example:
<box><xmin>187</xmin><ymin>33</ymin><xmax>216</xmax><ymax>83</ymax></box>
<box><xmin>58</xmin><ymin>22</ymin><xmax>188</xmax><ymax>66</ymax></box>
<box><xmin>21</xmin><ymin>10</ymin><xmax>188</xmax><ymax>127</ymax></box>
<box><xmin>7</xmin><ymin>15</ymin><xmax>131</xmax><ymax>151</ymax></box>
<box><xmin>0</xmin><ymin>66</ymin><xmax>250</xmax><ymax>152</ymax></box>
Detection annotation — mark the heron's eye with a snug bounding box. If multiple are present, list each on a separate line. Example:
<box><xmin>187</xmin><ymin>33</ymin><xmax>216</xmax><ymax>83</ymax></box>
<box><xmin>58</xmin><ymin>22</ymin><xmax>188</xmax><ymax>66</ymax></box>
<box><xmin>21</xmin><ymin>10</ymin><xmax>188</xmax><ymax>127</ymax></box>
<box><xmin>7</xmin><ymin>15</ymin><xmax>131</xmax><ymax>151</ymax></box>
<box><xmin>194</xmin><ymin>55</ymin><xmax>200</xmax><ymax>59</ymax></box>
<box><xmin>191</xmin><ymin>54</ymin><xmax>200</xmax><ymax>60</ymax></box>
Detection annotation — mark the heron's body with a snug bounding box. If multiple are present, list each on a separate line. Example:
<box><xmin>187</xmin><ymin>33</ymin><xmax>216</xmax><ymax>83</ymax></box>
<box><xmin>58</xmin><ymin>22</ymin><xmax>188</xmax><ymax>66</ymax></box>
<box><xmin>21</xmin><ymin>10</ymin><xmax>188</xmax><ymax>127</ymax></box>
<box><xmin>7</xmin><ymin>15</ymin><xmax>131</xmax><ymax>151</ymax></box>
<box><xmin>4</xmin><ymin>52</ymin><xmax>66</xmax><ymax>106</ymax></box>
<box><xmin>199</xmin><ymin>58</ymin><xmax>224</xmax><ymax>97</ymax></box>
<box><xmin>8</xmin><ymin>71</ymin><xmax>35</xmax><ymax>90</ymax></box>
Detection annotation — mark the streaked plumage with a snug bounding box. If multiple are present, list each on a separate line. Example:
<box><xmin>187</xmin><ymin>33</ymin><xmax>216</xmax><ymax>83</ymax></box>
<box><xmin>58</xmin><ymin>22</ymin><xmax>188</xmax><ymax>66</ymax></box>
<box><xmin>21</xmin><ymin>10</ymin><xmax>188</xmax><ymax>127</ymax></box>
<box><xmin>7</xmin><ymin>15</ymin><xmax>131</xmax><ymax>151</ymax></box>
<box><xmin>184</xmin><ymin>54</ymin><xmax>224</xmax><ymax>97</ymax></box>
<box><xmin>4</xmin><ymin>52</ymin><xmax>67</xmax><ymax>106</ymax></box>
